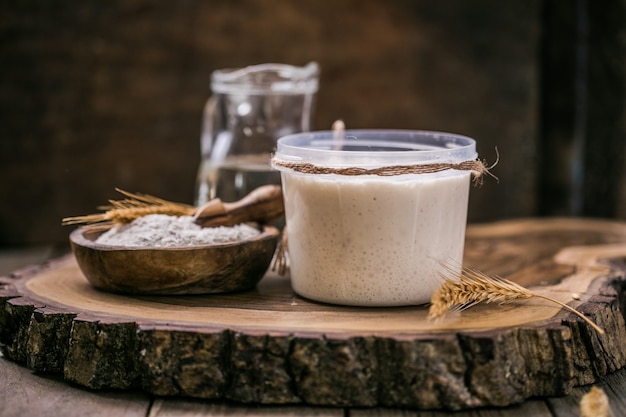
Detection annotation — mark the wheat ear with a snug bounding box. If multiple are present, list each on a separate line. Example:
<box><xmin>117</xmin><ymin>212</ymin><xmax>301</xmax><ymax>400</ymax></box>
<box><xmin>428</xmin><ymin>265</ymin><xmax>605</xmax><ymax>335</ymax></box>
<box><xmin>62</xmin><ymin>188</ymin><xmax>196</xmax><ymax>226</ymax></box>
<box><xmin>580</xmin><ymin>386</ymin><xmax>612</xmax><ymax>417</ymax></box>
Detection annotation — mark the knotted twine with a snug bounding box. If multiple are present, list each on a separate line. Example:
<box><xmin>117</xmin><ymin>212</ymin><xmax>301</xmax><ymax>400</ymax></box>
<box><xmin>271</xmin><ymin>156</ymin><xmax>496</xmax><ymax>186</ymax></box>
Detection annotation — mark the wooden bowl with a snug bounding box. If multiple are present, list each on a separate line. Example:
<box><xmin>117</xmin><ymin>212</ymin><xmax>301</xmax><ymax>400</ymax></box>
<box><xmin>69</xmin><ymin>225</ymin><xmax>280</xmax><ymax>295</ymax></box>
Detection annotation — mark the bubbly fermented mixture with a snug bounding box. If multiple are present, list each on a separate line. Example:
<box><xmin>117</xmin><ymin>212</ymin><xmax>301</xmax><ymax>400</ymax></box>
<box><xmin>282</xmin><ymin>172</ymin><xmax>471</xmax><ymax>306</ymax></box>
<box><xmin>95</xmin><ymin>214</ymin><xmax>260</xmax><ymax>247</ymax></box>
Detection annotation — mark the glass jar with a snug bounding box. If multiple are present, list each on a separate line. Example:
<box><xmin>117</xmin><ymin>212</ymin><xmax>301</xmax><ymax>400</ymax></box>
<box><xmin>196</xmin><ymin>62</ymin><xmax>319</xmax><ymax>205</ymax></box>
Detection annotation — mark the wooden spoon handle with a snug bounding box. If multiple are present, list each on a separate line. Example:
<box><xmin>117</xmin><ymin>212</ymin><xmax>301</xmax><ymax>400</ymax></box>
<box><xmin>193</xmin><ymin>185</ymin><xmax>284</xmax><ymax>227</ymax></box>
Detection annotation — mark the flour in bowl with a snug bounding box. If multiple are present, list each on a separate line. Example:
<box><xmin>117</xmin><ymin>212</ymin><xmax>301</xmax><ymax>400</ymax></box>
<box><xmin>95</xmin><ymin>214</ymin><xmax>261</xmax><ymax>247</ymax></box>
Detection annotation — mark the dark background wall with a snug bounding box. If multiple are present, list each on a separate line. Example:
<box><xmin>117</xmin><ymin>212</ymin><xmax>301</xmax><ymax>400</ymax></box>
<box><xmin>1</xmin><ymin>0</ymin><xmax>625</xmax><ymax>245</ymax></box>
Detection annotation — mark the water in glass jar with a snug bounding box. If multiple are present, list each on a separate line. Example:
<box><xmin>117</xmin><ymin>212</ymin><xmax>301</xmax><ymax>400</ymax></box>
<box><xmin>196</xmin><ymin>154</ymin><xmax>281</xmax><ymax>203</ymax></box>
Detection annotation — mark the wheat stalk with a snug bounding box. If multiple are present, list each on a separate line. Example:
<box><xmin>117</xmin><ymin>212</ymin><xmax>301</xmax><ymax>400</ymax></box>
<box><xmin>271</xmin><ymin>226</ymin><xmax>289</xmax><ymax>276</ymax></box>
<box><xmin>580</xmin><ymin>386</ymin><xmax>612</xmax><ymax>417</ymax></box>
<box><xmin>62</xmin><ymin>188</ymin><xmax>195</xmax><ymax>227</ymax></box>
<box><xmin>428</xmin><ymin>264</ymin><xmax>605</xmax><ymax>335</ymax></box>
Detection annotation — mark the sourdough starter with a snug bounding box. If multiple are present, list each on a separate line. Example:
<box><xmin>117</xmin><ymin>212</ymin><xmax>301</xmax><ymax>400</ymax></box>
<box><xmin>282</xmin><ymin>172</ymin><xmax>471</xmax><ymax>306</ymax></box>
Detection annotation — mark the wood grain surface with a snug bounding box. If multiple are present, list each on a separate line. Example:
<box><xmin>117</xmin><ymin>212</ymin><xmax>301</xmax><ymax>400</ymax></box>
<box><xmin>1</xmin><ymin>218</ymin><xmax>626</xmax><ymax>411</ymax></box>
<box><xmin>69</xmin><ymin>225</ymin><xmax>279</xmax><ymax>295</ymax></box>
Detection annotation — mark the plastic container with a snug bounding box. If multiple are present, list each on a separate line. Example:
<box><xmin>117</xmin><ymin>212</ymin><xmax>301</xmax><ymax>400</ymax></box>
<box><xmin>272</xmin><ymin>129</ymin><xmax>478</xmax><ymax>306</ymax></box>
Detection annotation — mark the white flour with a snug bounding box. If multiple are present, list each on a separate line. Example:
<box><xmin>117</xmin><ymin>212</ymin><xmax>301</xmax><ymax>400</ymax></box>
<box><xmin>95</xmin><ymin>214</ymin><xmax>261</xmax><ymax>247</ymax></box>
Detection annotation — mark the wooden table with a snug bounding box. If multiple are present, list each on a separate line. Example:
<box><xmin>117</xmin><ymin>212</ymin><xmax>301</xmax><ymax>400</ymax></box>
<box><xmin>1</xmin><ymin>218</ymin><xmax>626</xmax><ymax>416</ymax></box>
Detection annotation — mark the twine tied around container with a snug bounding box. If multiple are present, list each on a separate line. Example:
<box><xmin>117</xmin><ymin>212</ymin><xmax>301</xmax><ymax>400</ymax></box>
<box><xmin>271</xmin><ymin>150</ymin><xmax>499</xmax><ymax>187</ymax></box>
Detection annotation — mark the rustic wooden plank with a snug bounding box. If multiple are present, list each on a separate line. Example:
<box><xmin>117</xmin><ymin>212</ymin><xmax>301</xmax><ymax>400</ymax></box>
<box><xmin>2</xmin><ymin>218</ymin><xmax>626</xmax><ymax>410</ymax></box>
<box><xmin>546</xmin><ymin>368</ymin><xmax>626</xmax><ymax>417</ymax></box>
<box><xmin>546</xmin><ymin>386</ymin><xmax>602</xmax><ymax>417</ymax></box>
<box><xmin>0</xmin><ymin>246</ymin><xmax>57</xmax><ymax>276</ymax></box>
<box><xmin>471</xmin><ymin>402</ymin><xmax>553</xmax><ymax>417</ymax></box>
<box><xmin>351</xmin><ymin>399</ymin><xmax>553</xmax><ymax>416</ymax></box>
<box><xmin>599</xmin><ymin>369</ymin><xmax>626</xmax><ymax>416</ymax></box>
<box><xmin>0</xmin><ymin>353</ymin><xmax>149</xmax><ymax>417</ymax></box>
<box><xmin>539</xmin><ymin>0</ymin><xmax>626</xmax><ymax>217</ymax></box>
<box><xmin>148</xmin><ymin>399</ymin><xmax>342</xmax><ymax>416</ymax></box>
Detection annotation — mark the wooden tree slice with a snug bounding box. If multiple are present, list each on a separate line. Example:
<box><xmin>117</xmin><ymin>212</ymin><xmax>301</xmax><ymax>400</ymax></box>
<box><xmin>1</xmin><ymin>218</ymin><xmax>626</xmax><ymax>410</ymax></box>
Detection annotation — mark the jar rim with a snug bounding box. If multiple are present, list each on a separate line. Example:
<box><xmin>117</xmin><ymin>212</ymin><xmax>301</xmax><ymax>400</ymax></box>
<box><xmin>211</xmin><ymin>62</ymin><xmax>319</xmax><ymax>95</ymax></box>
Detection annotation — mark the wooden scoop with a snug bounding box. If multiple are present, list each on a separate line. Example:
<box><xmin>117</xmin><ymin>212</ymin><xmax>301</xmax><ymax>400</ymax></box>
<box><xmin>194</xmin><ymin>185</ymin><xmax>284</xmax><ymax>227</ymax></box>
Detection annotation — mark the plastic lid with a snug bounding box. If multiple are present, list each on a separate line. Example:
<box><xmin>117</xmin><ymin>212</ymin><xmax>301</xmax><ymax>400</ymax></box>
<box><xmin>274</xmin><ymin>130</ymin><xmax>477</xmax><ymax>168</ymax></box>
